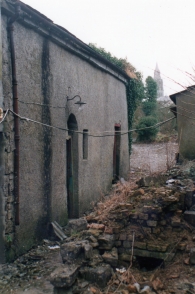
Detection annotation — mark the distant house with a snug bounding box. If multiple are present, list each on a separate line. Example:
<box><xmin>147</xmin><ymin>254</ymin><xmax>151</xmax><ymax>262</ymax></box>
<box><xmin>170</xmin><ymin>86</ymin><xmax>195</xmax><ymax>159</ymax></box>
<box><xmin>0</xmin><ymin>1</ymin><xmax>132</xmax><ymax>261</ymax></box>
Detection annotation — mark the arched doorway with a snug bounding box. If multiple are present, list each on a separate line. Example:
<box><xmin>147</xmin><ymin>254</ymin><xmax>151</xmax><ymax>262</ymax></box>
<box><xmin>67</xmin><ymin>114</ymin><xmax>79</xmax><ymax>218</ymax></box>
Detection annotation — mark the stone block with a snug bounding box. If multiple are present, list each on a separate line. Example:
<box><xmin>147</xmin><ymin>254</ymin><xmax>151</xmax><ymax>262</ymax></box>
<box><xmin>190</xmin><ymin>248</ymin><xmax>195</xmax><ymax>265</ymax></box>
<box><xmin>7</xmin><ymin>196</ymin><xmax>14</xmax><ymax>203</ymax></box>
<box><xmin>98</xmin><ymin>234</ymin><xmax>114</xmax><ymax>250</ymax></box>
<box><xmin>50</xmin><ymin>264</ymin><xmax>80</xmax><ymax>288</ymax></box>
<box><xmin>88</xmin><ymin>223</ymin><xmax>105</xmax><ymax>230</ymax></box>
<box><xmin>172</xmin><ymin>227</ymin><xmax>183</xmax><ymax>233</ymax></box>
<box><xmin>185</xmin><ymin>190</ymin><xmax>193</xmax><ymax>209</ymax></box>
<box><xmin>113</xmin><ymin>226</ymin><xmax>123</xmax><ymax>234</ymax></box>
<box><xmin>90</xmin><ymin>242</ymin><xmax>99</xmax><ymax>248</ymax></box>
<box><xmin>179</xmin><ymin>192</ymin><xmax>185</xmax><ymax>210</ymax></box>
<box><xmin>127</xmin><ymin>234</ymin><xmax>133</xmax><ymax>241</ymax></box>
<box><xmin>5</xmin><ymin>220</ymin><xmax>14</xmax><ymax>234</ymax></box>
<box><xmin>147</xmin><ymin>243</ymin><xmax>168</xmax><ymax>252</ymax></box>
<box><xmin>143</xmin><ymin>206</ymin><xmax>153</xmax><ymax>213</ymax></box>
<box><xmin>88</xmin><ymin>235</ymin><xmax>97</xmax><ymax>243</ymax></box>
<box><xmin>113</xmin><ymin>234</ymin><xmax>119</xmax><ymax>241</ymax></box>
<box><xmin>159</xmin><ymin>220</ymin><xmax>166</xmax><ymax>226</ymax></box>
<box><xmin>129</xmin><ymin>213</ymin><xmax>138</xmax><ymax>219</ymax></box>
<box><xmin>102</xmin><ymin>247</ymin><xmax>118</xmax><ymax>267</ymax></box>
<box><xmin>166</xmin><ymin>226</ymin><xmax>173</xmax><ymax>233</ymax></box>
<box><xmin>123</xmin><ymin>241</ymin><xmax>131</xmax><ymax>248</ymax></box>
<box><xmin>114</xmin><ymin>241</ymin><xmax>121</xmax><ymax>247</ymax></box>
<box><xmin>142</xmin><ymin>227</ymin><xmax>151</xmax><ymax>234</ymax></box>
<box><xmin>118</xmin><ymin>248</ymin><xmax>125</xmax><ymax>254</ymax></box>
<box><xmin>143</xmin><ymin>206</ymin><xmax>162</xmax><ymax>214</ymax></box>
<box><xmin>7</xmin><ymin>209</ymin><xmax>14</xmax><ymax>220</ymax></box>
<box><xmin>87</xmin><ymin>229</ymin><xmax>102</xmax><ymax>237</ymax></box>
<box><xmin>116</xmin><ymin>210</ymin><xmax>129</xmax><ymax>220</ymax></box>
<box><xmin>175</xmin><ymin>210</ymin><xmax>182</xmax><ymax>217</ymax></box>
<box><xmin>68</xmin><ymin>218</ymin><xmax>87</xmax><ymax>232</ymax></box>
<box><xmin>133</xmin><ymin>249</ymin><xmax>174</xmax><ymax>262</ymax></box>
<box><xmin>150</xmin><ymin>214</ymin><xmax>158</xmax><ymax>220</ymax></box>
<box><xmin>177</xmin><ymin>243</ymin><xmax>187</xmax><ymax>251</ymax></box>
<box><xmin>184</xmin><ymin>211</ymin><xmax>195</xmax><ymax>226</ymax></box>
<box><xmin>146</xmin><ymin>220</ymin><xmax>157</xmax><ymax>227</ymax></box>
<box><xmin>134</xmin><ymin>242</ymin><xmax>147</xmax><ymax>250</ymax></box>
<box><xmin>80</xmin><ymin>265</ymin><xmax>112</xmax><ymax>288</ymax></box>
<box><xmin>137</xmin><ymin>220</ymin><xmax>144</xmax><ymax>225</ymax></box>
<box><xmin>6</xmin><ymin>203</ymin><xmax>13</xmax><ymax>210</ymax></box>
<box><xmin>132</xmin><ymin>188</ymin><xmax>145</xmax><ymax>196</ymax></box>
<box><xmin>171</xmin><ymin>217</ymin><xmax>181</xmax><ymax>227</ymax></box>
<box><xmin>118</xmin><ymin>253</ymin><xmax>131</xmax><ymax>261</ymax></box>
<box><xmin>152</xmin><ymin>227</ymin><xmax>161</xmax><ymax>235</ymax></box>
<box><xmin>192</xmin><ymin>195</ymin><xmax>195</xmax><ymax>206</ymax></box>
<box><xmin>4</xmin><ymin>152</ymin><xmax>14</xmax><ymax>175</ymax></box>
<box><xmin>60</xmin><ymin>242</ymin><xmax>83</xmax><ymax>263</ymax></box>
<box><xmin>167</xmin><ymin>203</ymin><xmax>179</xmax><ymax>212</ymax></box>
<box><xmin>83</xmin><ymin>243</ymin><xmax>93</xmax><ymax>260</ymax></box>
<box><xmin>104</xmin><ymin>227</ymin><xmax>113</xmax><ymax>234</ymax></box>
<box><xmin>119</xmin><ymin>233</ymin><xmax>126</xmax><ymax>241</ymax></box>
<box><xmin>137</xmin><ymin>176</ymin><xmax>166</xmax><ymax>187</ymax></box>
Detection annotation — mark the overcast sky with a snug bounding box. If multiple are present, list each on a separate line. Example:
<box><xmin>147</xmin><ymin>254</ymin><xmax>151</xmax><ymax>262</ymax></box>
<box><xmin>21</xmin><ymin>0</ymin><xmax>195</xmax><ymax>95</ymax></box>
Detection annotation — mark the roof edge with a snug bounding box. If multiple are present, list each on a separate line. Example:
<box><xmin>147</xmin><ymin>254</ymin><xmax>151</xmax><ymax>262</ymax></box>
<box><xmin>169</xmin><ymin>85</ymin><xmax>195</xmax><ymax>104</ymax></box>
<box><xmin>3</xmin><ymin>0</ymin><xmax>130</xmax><ymax>83</ymax></box>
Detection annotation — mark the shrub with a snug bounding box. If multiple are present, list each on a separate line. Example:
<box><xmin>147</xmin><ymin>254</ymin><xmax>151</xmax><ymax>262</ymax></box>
<box><xmin>142</xmin><ymin>101</ymin><xmax>157</xmax><ymax>116</ymax></box>
<box><xmin>136</xmin><ymin>116</ymin><xmax>158</xmax><ymax>142</ymax></box>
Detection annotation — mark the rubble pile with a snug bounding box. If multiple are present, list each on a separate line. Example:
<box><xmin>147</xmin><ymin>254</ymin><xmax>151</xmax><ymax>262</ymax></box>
<box><xmin>2</xmin><ymin>164</ymin><xmax>195</xmax><ymax>293</ymax></box>
<box><xmin>49</xmin><ymin>166</ymin><xmax>195</xmax><ymax>293</ymax></box>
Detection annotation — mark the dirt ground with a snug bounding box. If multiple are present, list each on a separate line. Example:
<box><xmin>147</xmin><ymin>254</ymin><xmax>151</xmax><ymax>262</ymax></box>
<box><xmin>2</xmin><ymin>141</ymin><xmax>194</xmax><ymax>294</ymax></box>
<box><xmin>130</xmin><ymin>142</ymin><xmax>178</xmax><ymax>176</ymax></box>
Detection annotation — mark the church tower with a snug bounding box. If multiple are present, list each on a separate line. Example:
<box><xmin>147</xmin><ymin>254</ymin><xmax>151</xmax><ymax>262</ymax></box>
<box><xmin>154</xmin><ymin>63</ymin><xmax>164</xmax><ymax>98</ymax></box>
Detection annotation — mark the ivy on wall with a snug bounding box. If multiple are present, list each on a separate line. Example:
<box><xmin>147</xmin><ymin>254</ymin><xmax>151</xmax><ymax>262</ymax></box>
<box><xmin>89</xmin><ymin>43</ymin><xmax>144</xmax><ymax>154</ymax></box>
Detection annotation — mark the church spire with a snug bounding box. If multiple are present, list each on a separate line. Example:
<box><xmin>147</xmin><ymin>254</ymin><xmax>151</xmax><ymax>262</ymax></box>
<box><xmin>155</xmin><ymin>63</ymin><xmax>160</xmax><ymax>73</ymax></box>
<box><xmin>154</xmin><ymin>63</ymin><xmax>161</xmax><ymax>79</ymax></box>
<box><xmin>154</xmin><ymin>63</ymin><xmax>164</xmax><ymax>98</ymax></box>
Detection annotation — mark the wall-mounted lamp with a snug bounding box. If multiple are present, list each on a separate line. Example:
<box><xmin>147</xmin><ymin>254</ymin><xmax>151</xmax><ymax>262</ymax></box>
<box><xmin>66</xmin><ymin>87</ymin><xmax>86</xmax><ymax>106</ymax></box>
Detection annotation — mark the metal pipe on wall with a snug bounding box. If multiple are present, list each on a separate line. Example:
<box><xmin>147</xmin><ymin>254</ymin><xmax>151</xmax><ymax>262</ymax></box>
<box><xmin>8</xmin><ymin>1</ymin><xmax>21</xmax><ymax>225</ymax></box>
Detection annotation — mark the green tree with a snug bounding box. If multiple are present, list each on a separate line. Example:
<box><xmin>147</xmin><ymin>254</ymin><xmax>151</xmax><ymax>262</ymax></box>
<box><xmin>136</xmin><ymin>116</ymin><xmax>158</xmax><ymax>142</ymax></box>
<box><xmin>142</xmin><ymin>101</ymin><xmax>156</xmax><ymax>116</ymax></box>
<box><xmin>135</xmin><ymin>76</ymin><xmax>158</xmax><ymax>141</ymax></box>
<box><xmin>145</xmin><ymin>76</ymin><xmax>157</xmax><ymax>102</ymax></box>
<box><xmin>141</xmin><ymin>76</ymin><xmax>158</xmax><ymax>117</ymax></box>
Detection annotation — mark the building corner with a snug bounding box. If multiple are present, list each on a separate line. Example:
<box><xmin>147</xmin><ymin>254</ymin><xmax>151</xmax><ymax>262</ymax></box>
<box><xmin>0</xmin><ymin>0</ymin><xmax>5</xmax><ymax>264</ymax></box>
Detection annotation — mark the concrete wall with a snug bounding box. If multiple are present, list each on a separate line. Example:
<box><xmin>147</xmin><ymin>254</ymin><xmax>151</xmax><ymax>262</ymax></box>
<box><xmin>1</xmin><ymin>12</ymin><xmax>129</xmax><ymax>258</ymax></box>
<box><xmin>176</xmin><ymin>91</ymin><xmax>195</xmax><ymax>159</ymax></box>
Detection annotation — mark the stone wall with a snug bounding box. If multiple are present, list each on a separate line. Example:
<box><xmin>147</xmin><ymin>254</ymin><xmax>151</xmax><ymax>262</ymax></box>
<box><xmin>2</xmin><ymin>13</ymin><xmax>15</xmax><ymax>260</ymax></box>
<box><xmin>49</xmin><ymin>175</ymin><xmax>195</xmax><ymax>291</ymax></box>
<box><xmin>1</xmin><ymin>7</ymin><xmax>129</xmax><ymax>259</ymax></box>
<box><xmin>84</xmin><ymin>173</ymin><xmax>195</xmax><ymax>269</ymax></box>
<box><xmin>176</xmin><ymin>91</ymin><xmax>195</xmax><ymax>159</ymax></box>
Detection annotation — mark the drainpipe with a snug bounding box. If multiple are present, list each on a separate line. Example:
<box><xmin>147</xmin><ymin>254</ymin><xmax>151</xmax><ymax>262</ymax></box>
<box><xmin>8</xmin><ymin>1</ymin><xmax>21</xmax><ymax>225</ymax></box>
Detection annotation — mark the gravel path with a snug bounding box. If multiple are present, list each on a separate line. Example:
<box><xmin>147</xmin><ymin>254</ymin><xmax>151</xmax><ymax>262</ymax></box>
<box><xmin>130</xmin><ymin>142</ymin><xmax>178</xmax><ymax>175</ymax></box>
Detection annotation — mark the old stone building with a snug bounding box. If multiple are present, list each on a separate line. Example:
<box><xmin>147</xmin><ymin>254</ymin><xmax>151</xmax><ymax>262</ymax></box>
<box><xmin>154</xmin><ymin>63</ymin><xmax>164</xmax><ymax>98</ymax></box>
<box><xmin>0</xmin><ymin>0</ymin><xmax>131</xmax><ymax>261</ymax></box>
<box><xmin>170</xmin><ymin>86</ymin><xmax>195</xmax><ymax>160</ymax></box>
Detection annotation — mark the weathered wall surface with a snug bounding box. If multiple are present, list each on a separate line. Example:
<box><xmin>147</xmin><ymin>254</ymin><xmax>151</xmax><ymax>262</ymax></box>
<box><xmin>0</xmin><ymin>2</ymin><xmax>5</xmax><ymax>263</ymax></box>
<box><xmin>1</xmin><ymin>12</ymin><xmax>129</xmax><ymax>258</ymax></box>
<box><xmin>176</xmin><ymin>93</ymin><xmax>195</xmax><ymax>159</ymax></box>
<box><xmin>49</xmin><ymin>41</ymin><xmax>129</xmax><ymax>214</ymax></box>
<box><xmin>2</xmin><ymin>14</ymin><xmax>15</xmax><ymax>260</ymax></box>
